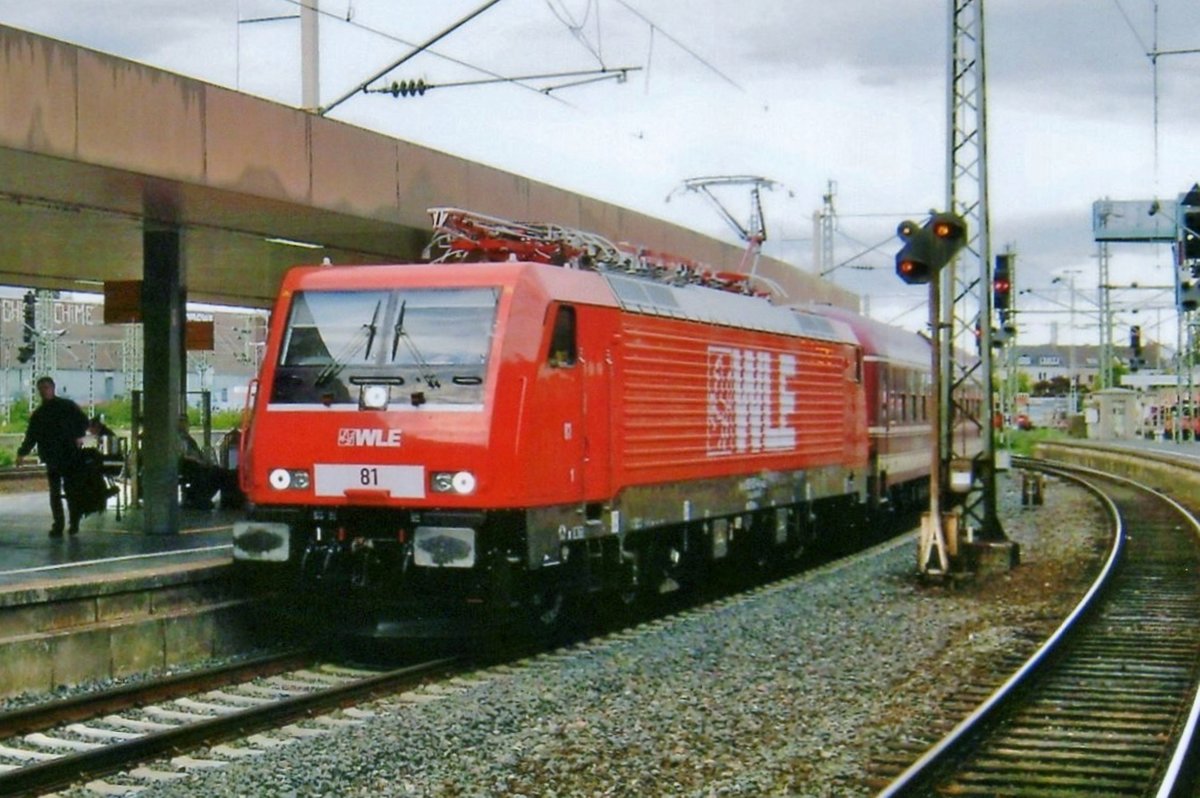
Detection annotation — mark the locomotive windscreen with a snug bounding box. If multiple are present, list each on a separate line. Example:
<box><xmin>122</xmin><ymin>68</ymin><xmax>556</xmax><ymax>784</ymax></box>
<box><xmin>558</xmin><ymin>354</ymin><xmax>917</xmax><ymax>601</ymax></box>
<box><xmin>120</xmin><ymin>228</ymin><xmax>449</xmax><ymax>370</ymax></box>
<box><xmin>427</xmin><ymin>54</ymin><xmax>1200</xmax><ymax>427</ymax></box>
<box><xmin>271</xmin><ymin>287</ymin><xmax>499</xmax><ymax>407</ymax></box>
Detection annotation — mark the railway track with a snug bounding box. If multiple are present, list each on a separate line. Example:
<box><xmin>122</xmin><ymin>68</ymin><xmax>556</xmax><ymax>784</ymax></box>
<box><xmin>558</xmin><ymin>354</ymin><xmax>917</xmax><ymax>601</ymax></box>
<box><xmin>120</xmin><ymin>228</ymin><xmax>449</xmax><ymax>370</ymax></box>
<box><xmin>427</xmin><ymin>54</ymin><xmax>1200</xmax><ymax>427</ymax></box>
<box><xmin>0</xmin><ymin>649</ymin><xmax>457</xmax><ymax>796</ymax></box>
<box><xmin>0</xmin><ymin>466</ymin><xmax>48</xmax><ymax>484</ymax></box>
<box><xmin>0</xmin><ymin>521</ymin><xmax>917</xmax><ymax>796</ymax></box>
<box><xmin>878</xmin><ymin>459</ymin><xmax>1200</xmax><ymax>798</ymax></box>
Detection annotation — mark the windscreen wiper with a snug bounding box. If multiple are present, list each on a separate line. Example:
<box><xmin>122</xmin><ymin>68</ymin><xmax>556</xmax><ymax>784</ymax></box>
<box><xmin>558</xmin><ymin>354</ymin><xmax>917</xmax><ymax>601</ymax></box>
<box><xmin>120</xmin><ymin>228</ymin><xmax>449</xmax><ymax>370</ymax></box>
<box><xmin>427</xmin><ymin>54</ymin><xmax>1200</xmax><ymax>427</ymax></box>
<box><xmin>390</xmin><ymin>300</ymin><xmax>441</xmax><ymax>389</ymax></box>
<box><xmin>315</xmin><ymin>301</ymin><xmax>381</xmax><ymax>387</ymax></box>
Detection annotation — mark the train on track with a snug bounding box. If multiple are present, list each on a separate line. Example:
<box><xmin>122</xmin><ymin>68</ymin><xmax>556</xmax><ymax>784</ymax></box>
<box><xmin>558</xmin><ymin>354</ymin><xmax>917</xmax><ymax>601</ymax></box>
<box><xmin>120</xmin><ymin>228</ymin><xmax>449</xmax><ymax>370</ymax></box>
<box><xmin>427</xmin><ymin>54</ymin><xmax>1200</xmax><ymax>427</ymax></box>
<box><xmin>232</xmin><ymin>209</ymin><xmax>950</xmax><ymax>639</ymax></box>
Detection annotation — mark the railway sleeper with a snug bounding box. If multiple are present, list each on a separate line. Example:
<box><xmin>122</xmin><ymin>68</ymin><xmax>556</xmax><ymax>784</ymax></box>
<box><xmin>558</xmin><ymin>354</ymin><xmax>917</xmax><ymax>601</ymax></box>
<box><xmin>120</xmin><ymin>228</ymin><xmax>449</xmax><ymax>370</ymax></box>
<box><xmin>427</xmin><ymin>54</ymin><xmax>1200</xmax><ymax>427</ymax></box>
<box><xmin>950</xmin><ymin>770</ymin><xmax>1148</xmax><ymax>792</ymax></box>
<box><xmin>987</xmin><ymin>732</ymin><xmax>1167</xmax><ymax>753</ymax></box>
<box><xmin>967</xmin><ymin>757</ymin><xmax>1156</xmax><ymax>780</ymax></box>
<box><xmin>1012</xmin><ymin>714</ymin><xmax>1175</xmax><ymax>732</ymax></box>
<box><xmin>978</xmin><ymin>746</ymin><xmax>1158</xmax><ymax>767</ymax></box>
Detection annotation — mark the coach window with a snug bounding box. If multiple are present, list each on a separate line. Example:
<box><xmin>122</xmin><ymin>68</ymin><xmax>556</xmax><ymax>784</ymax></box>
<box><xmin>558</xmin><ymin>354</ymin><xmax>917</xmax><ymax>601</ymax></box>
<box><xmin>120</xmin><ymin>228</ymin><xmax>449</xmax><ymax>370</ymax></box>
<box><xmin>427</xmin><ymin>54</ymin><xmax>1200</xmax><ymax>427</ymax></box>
<box><xmin>548</xmin><ymin>305</ymin><xmax>577</xmax><ymax>367</ymax></box>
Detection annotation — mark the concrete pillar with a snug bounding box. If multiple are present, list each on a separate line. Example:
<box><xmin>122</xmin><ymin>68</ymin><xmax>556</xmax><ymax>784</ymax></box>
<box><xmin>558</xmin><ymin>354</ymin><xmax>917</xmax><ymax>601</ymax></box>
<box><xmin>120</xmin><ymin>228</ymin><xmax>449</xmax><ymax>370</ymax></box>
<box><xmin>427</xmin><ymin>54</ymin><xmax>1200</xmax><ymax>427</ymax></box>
<box><xmin>141</xmin><ymin>227</ymin><xmax>184</xmax><ymax>534</ymax></box>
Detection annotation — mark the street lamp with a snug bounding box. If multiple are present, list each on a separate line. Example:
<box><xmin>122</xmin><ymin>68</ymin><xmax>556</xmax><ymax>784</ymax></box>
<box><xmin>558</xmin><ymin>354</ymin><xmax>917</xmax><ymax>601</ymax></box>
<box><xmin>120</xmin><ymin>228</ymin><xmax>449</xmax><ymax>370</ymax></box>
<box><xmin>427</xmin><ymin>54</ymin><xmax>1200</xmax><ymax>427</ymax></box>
<box><xmin>1051</xmin><ymin>270</ymin><xmax>1084</xmax><ymax>415</ymax></box>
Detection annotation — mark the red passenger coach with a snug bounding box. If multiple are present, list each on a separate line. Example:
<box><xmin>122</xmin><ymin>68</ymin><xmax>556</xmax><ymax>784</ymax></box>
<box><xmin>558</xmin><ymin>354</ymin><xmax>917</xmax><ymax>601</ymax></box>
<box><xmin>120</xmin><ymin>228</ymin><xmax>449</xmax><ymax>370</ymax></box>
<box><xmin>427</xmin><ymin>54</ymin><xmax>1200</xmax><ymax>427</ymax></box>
<box><xmin>810</xmin><ymin>305</ymin><xmax>934</xmax><ymax>512</ymax></box>
<box><xmin>233</xmin><ymin>211</ymin><xmax>874</xmax><ymax>638</ymax></box>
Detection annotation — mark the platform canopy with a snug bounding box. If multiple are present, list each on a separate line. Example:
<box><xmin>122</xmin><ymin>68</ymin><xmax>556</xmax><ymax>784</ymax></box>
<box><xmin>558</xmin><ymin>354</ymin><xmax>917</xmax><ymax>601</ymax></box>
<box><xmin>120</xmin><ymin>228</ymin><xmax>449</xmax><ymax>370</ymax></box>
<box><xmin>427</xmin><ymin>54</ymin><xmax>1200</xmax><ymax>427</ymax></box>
<box><xmin>0</xmin><ymin>25</ymin><xmax>855</xmax><ymax>312</ymax></box>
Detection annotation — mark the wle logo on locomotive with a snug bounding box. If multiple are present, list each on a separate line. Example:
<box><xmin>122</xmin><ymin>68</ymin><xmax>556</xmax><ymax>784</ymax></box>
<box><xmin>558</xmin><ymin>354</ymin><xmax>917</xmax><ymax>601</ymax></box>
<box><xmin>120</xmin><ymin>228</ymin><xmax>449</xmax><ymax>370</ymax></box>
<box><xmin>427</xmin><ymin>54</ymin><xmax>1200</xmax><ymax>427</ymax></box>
<box><xmin>706</xmin><ymin>345</ymin><xmax>797</xmax><ymax>456</ymax></box>
<box><xmin>337</xmin><ymin>428</ymin><xmax>403</xmax><ymax>448</ymax></box>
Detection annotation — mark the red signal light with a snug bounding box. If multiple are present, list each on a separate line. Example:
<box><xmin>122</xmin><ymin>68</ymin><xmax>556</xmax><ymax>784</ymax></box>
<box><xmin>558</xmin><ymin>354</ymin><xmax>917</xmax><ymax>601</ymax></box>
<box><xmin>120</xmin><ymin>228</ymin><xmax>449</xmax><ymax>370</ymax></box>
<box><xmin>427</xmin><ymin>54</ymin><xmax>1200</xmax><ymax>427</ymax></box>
<box><xmin>931</xmin><ymin>214</ymin><xmax>965</xmax><ymax>240</ymax></box>
<box><xmin>896</xmin><ymin>257</ymin><xmax>932</xmax><ymax>285</ymax></box>
<box><xmin>893</xmin><ymin>211</ymin><xmax>966</xmax><ymax>286</ymax></box>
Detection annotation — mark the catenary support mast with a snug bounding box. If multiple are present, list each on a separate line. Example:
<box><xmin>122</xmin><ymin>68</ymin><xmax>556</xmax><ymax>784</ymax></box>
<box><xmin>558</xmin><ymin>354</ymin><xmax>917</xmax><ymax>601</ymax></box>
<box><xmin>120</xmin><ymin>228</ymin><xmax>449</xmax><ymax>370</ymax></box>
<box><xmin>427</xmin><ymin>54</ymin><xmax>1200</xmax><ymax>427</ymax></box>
<box><xmin>941</xmin><ymin>0</ymin><xmax>1007</xmax><ymax>547</ymax></box>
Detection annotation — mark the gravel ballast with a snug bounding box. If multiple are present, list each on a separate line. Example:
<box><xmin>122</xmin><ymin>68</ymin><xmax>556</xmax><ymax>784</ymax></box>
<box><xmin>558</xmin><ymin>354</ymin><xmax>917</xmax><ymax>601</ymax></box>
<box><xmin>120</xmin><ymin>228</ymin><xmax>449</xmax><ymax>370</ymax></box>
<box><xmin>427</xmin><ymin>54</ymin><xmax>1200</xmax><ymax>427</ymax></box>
<box><xmin>111</xmin><ymin>472</ymin><xmax>1110</xmax><ymax>797</ymax></box>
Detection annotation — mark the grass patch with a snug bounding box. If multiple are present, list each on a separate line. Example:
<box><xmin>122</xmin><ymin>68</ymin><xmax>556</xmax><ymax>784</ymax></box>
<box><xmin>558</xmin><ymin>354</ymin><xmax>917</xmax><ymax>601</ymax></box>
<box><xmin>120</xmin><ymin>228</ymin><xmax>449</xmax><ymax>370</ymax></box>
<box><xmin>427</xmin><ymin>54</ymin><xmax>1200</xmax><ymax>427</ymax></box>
<box><xmin>1003</xmin><ymin>427</ymin><xmax>1069</xmax><ymax>457</ymax></box>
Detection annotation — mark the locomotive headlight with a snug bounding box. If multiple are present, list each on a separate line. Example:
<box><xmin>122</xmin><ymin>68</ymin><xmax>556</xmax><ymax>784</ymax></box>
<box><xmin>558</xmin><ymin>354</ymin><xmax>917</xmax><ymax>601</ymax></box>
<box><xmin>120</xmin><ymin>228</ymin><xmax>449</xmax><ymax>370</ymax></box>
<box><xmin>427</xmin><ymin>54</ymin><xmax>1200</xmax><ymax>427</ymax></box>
<box><xmin>268</xmin><ymin>468</ymin><xmax>311</xmax><ymax>491</ymax></box>
<box><xmin>431</xmin><ymin>470</ymin><xmax>477</xmax><ymax>495</ymax></box>
<box><xmin>360</xmin><ymin>383</ymin><xmax>390</xmax><ymax>410</ymax></box>
<box><xmin>451</xmin><ymin>471</ymin><xmax>476</xmax><ymax>494</ymax></box>
<box><xmin>269</xmin><ymin>468</ymin><xmax>292</xmax><ymax>490</ymax></box>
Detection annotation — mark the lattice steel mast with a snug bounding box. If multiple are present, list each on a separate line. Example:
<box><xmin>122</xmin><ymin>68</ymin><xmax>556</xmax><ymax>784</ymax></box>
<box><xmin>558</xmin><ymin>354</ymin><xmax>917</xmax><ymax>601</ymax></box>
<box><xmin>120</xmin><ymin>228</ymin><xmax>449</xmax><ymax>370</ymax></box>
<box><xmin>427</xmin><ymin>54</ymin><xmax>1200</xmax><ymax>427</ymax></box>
<box><xmin>940</xmin><ymin>0</ymin><xmax>1006</xmax><ymax>546</ymax></box>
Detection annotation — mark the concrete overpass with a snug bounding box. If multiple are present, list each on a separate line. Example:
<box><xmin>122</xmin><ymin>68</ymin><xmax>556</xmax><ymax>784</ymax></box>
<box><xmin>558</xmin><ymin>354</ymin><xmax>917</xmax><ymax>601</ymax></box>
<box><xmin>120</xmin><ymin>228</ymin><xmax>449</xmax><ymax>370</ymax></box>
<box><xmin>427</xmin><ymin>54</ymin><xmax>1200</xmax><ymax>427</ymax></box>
<box><xmin>0</xmin><ymin>24</ymin><xmax>857</xmax><ymax>532</ymax></box>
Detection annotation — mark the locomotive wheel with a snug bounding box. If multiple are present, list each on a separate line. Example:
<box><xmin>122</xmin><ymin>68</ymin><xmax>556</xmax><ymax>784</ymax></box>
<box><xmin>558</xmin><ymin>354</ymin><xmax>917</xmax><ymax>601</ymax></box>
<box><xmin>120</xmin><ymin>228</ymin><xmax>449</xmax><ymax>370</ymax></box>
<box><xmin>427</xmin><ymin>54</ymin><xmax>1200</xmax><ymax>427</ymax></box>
<box><xmin>526</xmin><ymin>586</ymin><xmax>566</xmax><ymax>639</ymax></box>
<box><xmin>657</xmin><ymin>545</ymin><xmax>686</xmax><ymax>594</ymax></box>
<box><xmin>534</xmin><ymin>589</ymin><xmax>564</xmax><ymax>627</ymax></box>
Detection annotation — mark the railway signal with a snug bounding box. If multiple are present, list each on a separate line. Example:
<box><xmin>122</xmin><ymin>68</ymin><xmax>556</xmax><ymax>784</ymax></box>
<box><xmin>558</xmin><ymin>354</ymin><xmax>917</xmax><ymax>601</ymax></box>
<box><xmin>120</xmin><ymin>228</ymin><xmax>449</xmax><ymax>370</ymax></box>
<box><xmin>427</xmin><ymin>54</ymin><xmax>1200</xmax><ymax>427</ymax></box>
<box><xmin>1180</xmin><ymin>184</ymin><xmax>1200</xmax><ymax>265</ymax></box>
<box><xmin>1180</xmin><ymin>280</ymin><xmax>1200</xmax><ymax>312</ymax></box>
<box><xmin>894</xmin><ymin>212</ymin><xmax>968</xmax><ymax>285</ymax></box>
<box><xmin>993</xmin><ymin>254</ymin><xmax>1011</xmax><ymax>310</ymax></box>
<box><xmin>1129</xmin><ymin>324</ymin><xmax>1145</xmax><ymax>372</ymax></box>
<box><xmin>994</xmin><ymin>253</ymin><xmax>1015</xmax><ymax>334</ymax></box>
<box><xmin>17</xmin><ymin>290</ymin><xmax>34</xmax><ymax>364</ymax></box>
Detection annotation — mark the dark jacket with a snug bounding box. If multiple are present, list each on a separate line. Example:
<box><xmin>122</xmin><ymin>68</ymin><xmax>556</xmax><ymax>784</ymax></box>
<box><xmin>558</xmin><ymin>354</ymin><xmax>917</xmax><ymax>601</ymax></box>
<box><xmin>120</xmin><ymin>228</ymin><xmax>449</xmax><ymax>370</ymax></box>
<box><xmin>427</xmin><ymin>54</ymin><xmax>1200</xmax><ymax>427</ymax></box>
<box><xmin>17</xmin><ymin>396</ymin><xmax>88</xmax><ymax>471</ymax></box>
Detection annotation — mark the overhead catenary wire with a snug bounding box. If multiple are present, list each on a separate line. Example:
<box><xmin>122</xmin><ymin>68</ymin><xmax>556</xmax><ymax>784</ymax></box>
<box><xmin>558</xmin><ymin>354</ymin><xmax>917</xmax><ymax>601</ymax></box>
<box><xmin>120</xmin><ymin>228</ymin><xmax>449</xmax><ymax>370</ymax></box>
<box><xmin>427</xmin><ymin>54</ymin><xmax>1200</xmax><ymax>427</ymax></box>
<box><xmin>365</xmin><ymin>66</ymin><xmax>640</xmax><ymax>97</ymax></box>
<box><xmin>545</xmin><ymin>0</ymin><xmax>605</xmax><ymax>66</ymax></box>
<box><xmin>1108</xmin><ymin>0</ymin><xmax>1150</xmax><ymax>53</ymax></box>
<box><xmin>1107</xmin><ymin>0</ymin><xmax>1200</xmax><ymax>201</ymax></box>
<box><xmin>270</xmin><ymin>0</ymin><xmax>571</xmax><ymax>108</ymax></box>
<box><xmin>319</xmin><ymin>0</ymin><xmax>507</xmax><ymax>115</ymax></box>
<box><xmin>609</xmin><ymin>0</ymin><xmax>743</xmax><ymax>91</ymax></box>
<box><xmin>273</xmin><ymin>0</ymin><xmax>744</xmax><ymax>111</ymax></box>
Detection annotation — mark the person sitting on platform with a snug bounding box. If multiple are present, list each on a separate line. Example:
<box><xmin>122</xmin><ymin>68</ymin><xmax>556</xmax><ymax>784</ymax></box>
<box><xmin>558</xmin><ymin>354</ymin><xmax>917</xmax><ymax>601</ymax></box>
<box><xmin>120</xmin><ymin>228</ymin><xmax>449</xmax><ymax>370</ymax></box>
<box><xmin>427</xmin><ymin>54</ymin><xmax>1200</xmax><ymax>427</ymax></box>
<box><xmin>87</xmin><ymin>416</ymin><xmax>116</xmax><ymax>451</ymax></box>
<box><xmin>178</xmin><ymin>415</ymin><xmax>222</xmax><ymax>511</ymax></box>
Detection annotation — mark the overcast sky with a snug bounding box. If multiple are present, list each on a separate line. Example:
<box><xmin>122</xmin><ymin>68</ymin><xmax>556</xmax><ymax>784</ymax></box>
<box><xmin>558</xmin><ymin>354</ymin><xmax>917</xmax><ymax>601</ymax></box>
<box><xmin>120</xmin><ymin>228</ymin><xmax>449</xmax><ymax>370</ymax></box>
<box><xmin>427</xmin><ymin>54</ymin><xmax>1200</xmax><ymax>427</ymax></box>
<box><xmin>1</xmin><ymin>0</ymin><xmax>1198</xmax><ymax>346</ymax></box>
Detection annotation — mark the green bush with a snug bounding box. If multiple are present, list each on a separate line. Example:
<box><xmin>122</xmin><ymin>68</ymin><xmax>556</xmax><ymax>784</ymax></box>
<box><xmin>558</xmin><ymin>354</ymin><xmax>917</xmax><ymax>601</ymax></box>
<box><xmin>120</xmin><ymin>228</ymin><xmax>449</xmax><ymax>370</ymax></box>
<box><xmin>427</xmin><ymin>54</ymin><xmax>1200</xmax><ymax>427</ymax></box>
<box><xmin>0</xmin><ymin>398</ymin><xmax>245</xmax><ymax>464</ymax></box>
<box><xmin>1007</xmin><ymin>427</ymin><xmax>1068</xmax><ymax>457</ymax></box>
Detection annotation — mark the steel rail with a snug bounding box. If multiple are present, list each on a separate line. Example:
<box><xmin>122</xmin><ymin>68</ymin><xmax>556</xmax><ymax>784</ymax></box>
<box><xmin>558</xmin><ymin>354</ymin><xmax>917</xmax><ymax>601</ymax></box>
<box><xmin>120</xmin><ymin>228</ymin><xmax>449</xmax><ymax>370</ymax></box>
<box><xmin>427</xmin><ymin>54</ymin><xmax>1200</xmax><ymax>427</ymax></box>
<box><xmin>0</xmin><ymin>656</ymin><xmax>458</xmax><ymax>796</ymax></box>
<box><xmin>1032</xmin><ymin>457</ymin><xmax>1200</xmax><ymax>798</ymax></box>
<box><xmin>879</xmin><ymin>457</ymin><xmax>1200</xmax><ymax>797</ymax></box>
<box><xmin>0</xmin><ymin>466</ymin><xmax>46</xmax><ymax>483</ymax></box>
<box><xmin>0</xmin><ymin>649</ymin><xmax>313</xmax><ymax>739</ymax></box>
<box><xmin>877</xmin><ymin>459</ymin><xmax>1123</xmax><ymax>796</ymax></box>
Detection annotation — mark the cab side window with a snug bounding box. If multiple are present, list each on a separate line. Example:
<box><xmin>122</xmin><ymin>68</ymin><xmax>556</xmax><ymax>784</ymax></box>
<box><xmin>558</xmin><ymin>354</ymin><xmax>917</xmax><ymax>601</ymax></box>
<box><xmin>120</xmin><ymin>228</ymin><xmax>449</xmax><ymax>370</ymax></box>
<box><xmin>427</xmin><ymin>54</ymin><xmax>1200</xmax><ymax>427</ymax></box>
<box><xmin>547</xmin><ymin>305</ymin><xmax>577</xmax><ymax>367</ymax></box>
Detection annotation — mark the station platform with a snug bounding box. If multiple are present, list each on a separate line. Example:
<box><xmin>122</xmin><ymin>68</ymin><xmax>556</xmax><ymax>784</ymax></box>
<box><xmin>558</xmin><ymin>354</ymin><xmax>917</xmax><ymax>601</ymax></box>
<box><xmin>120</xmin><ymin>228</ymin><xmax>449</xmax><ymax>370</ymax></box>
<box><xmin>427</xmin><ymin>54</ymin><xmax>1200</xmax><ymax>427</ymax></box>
<box><xmin>1031</xmin><ymin>436</ymin><xmax>1200</xmax><ymax>467</ymax></box>
<box><xmin>0</xmin><ymin>487</ymin><xmax>267</xmax><ymax>699</ymax></box>
<box><xmin>0</xmin><ymin>487</ymin><xmax>237</xmax><ymax>592</ymax></box>
<box><xmin>1032</xmin><ymin>436</ymin><xmax>1200</xmax><ymax>512</ymax></box>
<box><xmin>1096</xmin><ymin>436</ymin><xmax>1200</xmax><ymax>463</ymax></box>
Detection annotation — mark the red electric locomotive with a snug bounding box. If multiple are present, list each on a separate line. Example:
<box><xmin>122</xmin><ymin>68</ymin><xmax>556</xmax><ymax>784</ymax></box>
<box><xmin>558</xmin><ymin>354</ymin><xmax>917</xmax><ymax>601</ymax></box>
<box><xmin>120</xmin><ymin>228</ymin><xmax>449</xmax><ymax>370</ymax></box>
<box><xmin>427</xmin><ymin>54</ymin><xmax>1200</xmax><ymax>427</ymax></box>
<box><xmin>233</xmin><ymin>210</ymin><xmax>900</xmax><ymax>638</ymax></box>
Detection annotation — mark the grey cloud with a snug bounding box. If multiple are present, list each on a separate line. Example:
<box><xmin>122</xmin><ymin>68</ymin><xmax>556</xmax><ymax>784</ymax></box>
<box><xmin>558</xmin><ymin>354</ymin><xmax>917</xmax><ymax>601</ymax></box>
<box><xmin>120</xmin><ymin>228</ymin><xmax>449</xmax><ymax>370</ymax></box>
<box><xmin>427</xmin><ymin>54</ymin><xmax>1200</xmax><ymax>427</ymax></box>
<box><xmin>685</xmin><ymin>0</ymin><xmax>1195</xmax><ymax>117</ymax></box>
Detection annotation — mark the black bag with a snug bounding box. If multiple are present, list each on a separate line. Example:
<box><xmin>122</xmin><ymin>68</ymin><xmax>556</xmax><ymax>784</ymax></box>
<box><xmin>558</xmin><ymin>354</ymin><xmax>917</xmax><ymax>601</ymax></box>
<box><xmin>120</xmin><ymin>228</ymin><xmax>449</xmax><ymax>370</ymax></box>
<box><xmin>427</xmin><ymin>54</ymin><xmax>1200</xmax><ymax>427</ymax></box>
<box><xmin>66</xmin><ymin>449</ymin><xmax>114</xmax><ymax>517</ymax></box>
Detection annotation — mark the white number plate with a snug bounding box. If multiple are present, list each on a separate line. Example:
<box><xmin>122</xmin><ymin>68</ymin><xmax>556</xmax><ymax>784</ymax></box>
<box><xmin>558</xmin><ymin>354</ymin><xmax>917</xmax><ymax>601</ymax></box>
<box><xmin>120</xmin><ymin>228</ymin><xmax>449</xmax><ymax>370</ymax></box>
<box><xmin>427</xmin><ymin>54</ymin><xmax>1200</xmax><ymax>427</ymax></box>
<box><xmin>314</xmin><ymin>464</ymin><xmax>426</xmax><ymax>498</ymax></box>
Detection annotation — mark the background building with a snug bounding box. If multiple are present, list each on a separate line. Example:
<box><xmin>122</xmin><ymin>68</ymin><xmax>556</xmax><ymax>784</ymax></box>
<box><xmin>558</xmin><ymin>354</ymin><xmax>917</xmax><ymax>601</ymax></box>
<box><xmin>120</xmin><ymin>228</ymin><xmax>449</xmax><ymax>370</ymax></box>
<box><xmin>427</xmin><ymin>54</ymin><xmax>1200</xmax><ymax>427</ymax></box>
<box><xmin>1009</xmin><ymin>342</ymin><xmax>1169</xmax><ymax>392</ymax></box>
<box><xmin>0</xmin><ymin>289</ymin><xmax>266</xmax><ymax>418</ymax></box>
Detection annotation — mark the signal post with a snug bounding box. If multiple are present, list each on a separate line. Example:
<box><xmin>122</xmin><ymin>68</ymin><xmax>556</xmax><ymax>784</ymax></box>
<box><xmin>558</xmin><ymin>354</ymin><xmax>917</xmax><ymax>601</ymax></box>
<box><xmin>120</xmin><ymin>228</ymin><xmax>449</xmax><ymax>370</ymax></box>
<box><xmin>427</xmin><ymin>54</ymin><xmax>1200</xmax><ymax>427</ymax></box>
<box><xmin>896</xmin><ymin>213</ymin><xmax>1016</xmax><ymax>578</ymax></box>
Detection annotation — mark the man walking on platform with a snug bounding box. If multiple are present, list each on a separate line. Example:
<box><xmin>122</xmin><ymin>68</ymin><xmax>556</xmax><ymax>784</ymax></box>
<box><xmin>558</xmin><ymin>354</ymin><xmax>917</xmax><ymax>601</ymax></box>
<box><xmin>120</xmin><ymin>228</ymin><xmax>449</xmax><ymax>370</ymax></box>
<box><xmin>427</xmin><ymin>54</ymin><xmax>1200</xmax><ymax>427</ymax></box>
<box><xmin>16</xmin><ymin>376</ymin><xmax>88</xmax><ymax>537</ymax></box>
